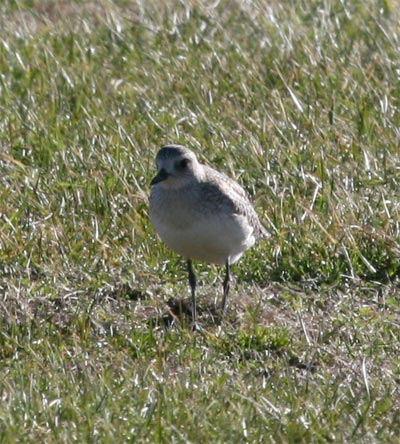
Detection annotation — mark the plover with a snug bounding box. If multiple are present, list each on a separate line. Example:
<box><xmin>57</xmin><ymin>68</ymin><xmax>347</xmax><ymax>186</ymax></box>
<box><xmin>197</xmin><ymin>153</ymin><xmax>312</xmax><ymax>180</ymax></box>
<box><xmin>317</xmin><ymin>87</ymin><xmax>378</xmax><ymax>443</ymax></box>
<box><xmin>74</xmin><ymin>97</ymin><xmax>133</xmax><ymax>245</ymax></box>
<box><xmin>149</xmin><ymin>144</ymin><xmax>266</xmax><ymax>326</ymax></box>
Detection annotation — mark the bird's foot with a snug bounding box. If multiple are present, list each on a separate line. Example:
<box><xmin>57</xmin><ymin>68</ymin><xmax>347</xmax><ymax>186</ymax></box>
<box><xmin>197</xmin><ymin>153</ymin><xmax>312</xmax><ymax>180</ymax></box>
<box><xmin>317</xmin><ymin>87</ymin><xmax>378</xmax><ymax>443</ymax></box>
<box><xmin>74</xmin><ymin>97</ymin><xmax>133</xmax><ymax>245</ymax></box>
<box><xmin>191</xmin><ymin>321</ymin><xmax>202</xmax><ymax>333</ymax></box>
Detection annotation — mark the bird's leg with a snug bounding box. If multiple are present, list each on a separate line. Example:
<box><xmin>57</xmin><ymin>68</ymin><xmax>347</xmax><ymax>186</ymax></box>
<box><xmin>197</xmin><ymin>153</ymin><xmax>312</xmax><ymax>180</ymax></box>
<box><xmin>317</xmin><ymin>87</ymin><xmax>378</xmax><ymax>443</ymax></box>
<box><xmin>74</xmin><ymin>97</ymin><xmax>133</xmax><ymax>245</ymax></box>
<box><xmin>187</xmin><ymin>259</ymin><xmax>197</xmax><ymax>327</ymax></box>
<box><xmin>221</xmin><ymin>259</ymin><xmax>230</xmax><ymax>316</ymax></box>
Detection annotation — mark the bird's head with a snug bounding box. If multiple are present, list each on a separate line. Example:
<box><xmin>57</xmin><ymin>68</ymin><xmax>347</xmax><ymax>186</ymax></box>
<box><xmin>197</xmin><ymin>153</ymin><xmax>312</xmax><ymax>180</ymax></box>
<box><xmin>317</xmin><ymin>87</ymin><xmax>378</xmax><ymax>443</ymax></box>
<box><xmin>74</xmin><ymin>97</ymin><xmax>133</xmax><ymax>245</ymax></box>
<box><xmin>151</xmin><ymin>145</ymin><xmax>202</xmax><ymax>189</ymax></box>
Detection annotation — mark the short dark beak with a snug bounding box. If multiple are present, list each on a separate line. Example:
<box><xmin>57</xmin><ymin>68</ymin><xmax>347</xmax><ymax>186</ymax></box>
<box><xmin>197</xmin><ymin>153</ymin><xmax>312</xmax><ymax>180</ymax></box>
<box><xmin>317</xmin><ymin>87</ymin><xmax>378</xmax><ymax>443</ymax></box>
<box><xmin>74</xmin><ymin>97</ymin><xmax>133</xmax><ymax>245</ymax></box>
<box><xmin>150</xmin><ymin>168</ymin><xmax>169</xmax><ymax>185</ymax></box>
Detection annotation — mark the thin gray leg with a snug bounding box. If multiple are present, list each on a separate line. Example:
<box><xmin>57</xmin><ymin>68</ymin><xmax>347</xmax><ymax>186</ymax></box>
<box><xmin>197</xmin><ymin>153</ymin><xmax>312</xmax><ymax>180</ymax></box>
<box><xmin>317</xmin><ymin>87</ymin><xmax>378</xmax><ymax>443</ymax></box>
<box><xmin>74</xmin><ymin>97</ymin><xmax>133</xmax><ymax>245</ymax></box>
<box><xmin>187</xmin><ymin>259</ymin><xmax>197</xmax><ymax>325</ymax></box>
<box><xmin>221</xmin><ymin>259</ymin><xmax>230</xmax><ymax>315</ymax></box>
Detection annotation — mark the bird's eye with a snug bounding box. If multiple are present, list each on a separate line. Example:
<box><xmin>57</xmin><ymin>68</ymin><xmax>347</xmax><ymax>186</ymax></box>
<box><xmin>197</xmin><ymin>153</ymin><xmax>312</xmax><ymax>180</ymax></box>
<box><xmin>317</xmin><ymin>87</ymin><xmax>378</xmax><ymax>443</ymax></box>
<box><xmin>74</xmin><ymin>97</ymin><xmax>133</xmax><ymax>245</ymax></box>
<box><xmin>178</xmin><ymin>158</ymin><xmax>190</xmax><ymax>169</ymax></box>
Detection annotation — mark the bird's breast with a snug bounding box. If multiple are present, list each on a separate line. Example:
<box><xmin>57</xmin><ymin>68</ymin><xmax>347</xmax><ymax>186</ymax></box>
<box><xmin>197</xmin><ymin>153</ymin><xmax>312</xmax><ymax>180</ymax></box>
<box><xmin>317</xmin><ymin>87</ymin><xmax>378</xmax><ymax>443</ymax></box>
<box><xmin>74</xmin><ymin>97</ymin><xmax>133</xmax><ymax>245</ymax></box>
<box><xmin>150</xmin><ymin>188</ymin><xmax>255</xmax><ymax>264</ymax></box>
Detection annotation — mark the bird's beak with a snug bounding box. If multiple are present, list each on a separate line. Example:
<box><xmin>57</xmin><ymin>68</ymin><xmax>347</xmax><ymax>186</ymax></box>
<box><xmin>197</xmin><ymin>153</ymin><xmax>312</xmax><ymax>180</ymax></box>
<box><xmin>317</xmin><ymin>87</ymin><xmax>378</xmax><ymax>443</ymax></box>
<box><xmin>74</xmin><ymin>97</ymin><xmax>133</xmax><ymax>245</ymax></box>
<box><xmin>150</xmin><ymin>168</ymin><xmax>169</xmax><ymax>185</ymax></box>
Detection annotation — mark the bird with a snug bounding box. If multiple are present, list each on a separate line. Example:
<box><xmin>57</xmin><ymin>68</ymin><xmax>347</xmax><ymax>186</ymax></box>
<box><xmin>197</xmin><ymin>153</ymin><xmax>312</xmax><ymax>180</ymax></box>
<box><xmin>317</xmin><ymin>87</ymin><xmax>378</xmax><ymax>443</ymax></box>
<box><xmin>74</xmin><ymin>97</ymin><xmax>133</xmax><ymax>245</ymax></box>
<box><xmin>149</xmin><ymin>144</ymin><xmax>267</xmax><ymax>327</ymax></box>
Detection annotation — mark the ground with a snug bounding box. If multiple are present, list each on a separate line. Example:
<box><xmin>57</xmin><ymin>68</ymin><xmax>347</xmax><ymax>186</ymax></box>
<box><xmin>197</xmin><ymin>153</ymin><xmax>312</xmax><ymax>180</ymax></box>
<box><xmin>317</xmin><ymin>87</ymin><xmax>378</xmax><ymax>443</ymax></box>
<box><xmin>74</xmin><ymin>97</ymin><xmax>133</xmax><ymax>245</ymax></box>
<box><xmin>0</xmin><ymin>0</ymin><xmax>399</xmax><ymax>442</ymax></box>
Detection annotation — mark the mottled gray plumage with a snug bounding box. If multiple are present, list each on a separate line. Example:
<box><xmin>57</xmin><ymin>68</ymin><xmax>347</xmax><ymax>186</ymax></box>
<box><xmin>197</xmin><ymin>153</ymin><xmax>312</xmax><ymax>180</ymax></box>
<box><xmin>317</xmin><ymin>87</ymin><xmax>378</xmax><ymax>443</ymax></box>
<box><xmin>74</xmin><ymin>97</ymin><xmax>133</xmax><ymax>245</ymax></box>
<box><xmin>199</xmin><ymin>165</ymin><xmax>267</xmax><ymax>240</ymax></box>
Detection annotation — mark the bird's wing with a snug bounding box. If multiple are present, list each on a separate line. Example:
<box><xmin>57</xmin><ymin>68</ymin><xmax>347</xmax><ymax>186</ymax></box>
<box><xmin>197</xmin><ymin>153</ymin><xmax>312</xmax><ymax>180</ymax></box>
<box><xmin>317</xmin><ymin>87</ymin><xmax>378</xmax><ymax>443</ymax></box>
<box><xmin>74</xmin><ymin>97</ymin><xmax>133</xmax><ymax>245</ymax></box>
<box><xmin>201</xmin><ymin>166</ymin><xmax>268</xmax><ymax>239</ymax></box>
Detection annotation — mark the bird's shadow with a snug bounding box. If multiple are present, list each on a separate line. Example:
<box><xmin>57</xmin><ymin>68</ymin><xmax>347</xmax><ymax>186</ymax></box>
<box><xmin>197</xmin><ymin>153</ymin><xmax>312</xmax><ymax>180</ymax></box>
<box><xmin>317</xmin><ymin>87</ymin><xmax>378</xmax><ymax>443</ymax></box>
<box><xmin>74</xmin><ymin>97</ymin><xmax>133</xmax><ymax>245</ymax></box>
<box><xmin>154</xmin><ymin>297</ymin><xmax>227</xmax><ymax>329</ymax></box>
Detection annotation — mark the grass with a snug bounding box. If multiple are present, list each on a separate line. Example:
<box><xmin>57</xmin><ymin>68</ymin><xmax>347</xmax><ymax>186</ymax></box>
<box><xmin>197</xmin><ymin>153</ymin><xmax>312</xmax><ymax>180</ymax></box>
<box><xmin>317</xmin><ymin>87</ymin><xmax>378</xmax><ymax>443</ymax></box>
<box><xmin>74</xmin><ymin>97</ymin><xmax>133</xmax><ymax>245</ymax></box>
<box><xmin>0</xmin><ymin>0</ymin><xmax>399</xmax><ymax>442</ymax></box>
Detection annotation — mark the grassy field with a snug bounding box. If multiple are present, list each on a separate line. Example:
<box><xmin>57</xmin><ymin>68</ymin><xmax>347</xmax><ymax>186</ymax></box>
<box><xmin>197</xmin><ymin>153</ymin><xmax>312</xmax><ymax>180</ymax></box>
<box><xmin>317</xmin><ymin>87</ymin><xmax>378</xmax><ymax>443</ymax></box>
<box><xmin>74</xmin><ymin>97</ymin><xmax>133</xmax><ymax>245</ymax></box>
<box><xmin>1</xmin><ymin>0</ymin><xmax>400</xmax><ymax>442</ymax></box>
